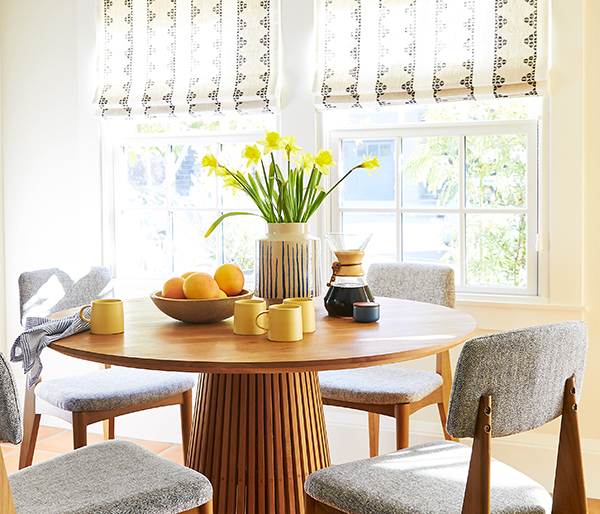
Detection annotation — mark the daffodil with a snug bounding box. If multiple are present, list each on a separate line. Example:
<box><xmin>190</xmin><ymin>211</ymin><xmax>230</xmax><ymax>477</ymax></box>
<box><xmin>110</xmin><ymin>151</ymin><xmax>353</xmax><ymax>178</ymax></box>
<box><xmin>201</xmin><ymin>133</ymin><xmax>379</xmax><ymax>237</ymax></box>
<box><xmin>242</xmin><ymin>145</ymin><xmax>261</xmax><ymax>167</ymax></box>
<box><xmin>294</xmin><ymin>152</ymin><xmax>316</xmax><ymax>173</ymax></box>
<box><xmin>359</xmin><ymin>154</ymin><xmax>380</xmax><ymax>176</ymax></box>
<box><xmin>282</xmin><ymin>136</ymin><xmax>302</xmax><ymax>160</ymax></box>
<box><xmin>256</xmin><ymin>130</ymin><xmax>283</xmax><ymax>154</ymax></box>
<box><xmin>314</xmin><ymin>149</ymin><xmax>336</xmax><ymax>175</ymax></box>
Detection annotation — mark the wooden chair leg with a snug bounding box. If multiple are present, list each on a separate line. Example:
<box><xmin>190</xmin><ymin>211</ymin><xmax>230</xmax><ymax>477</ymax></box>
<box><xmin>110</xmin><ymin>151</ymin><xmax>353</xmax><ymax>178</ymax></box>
<box><xmin>551</xmin><ymin>376</ymin><xmax>588</xmax><ymax>514</ymax></box>
<box><xmin>368</xmin><ymin>412</ymin><xmax>380</xmax><ymax>457</ymax></box>
<box><xmin>462</xmin><ymin>395</ymin><xmax>491</xmax><ymax>514</ymax></box>
<box><xmin>437</xmin><ymin>350</ymin><xmax>458</xmax><ymax>442</ymax></box>
<box><xmin>180</xmin><ymin>389</ymin><xmax>193</xmax><ymax>460</ymax></box>
<box><xmin>72</xmin><ymin>413</ymin><xmax>88</xmax><ymax>449</ymax></box>
<box><xmin>19</xmin><ymin>381</ymin><xmax>41</xmax><ymax>469</ymax></box>
<box><xmin>394</xmin><ymin>403</ymin><xmax>410</xmax><ymax>450</ymax></box>
<box><xmin>1</xmin><ymin>447</ymin><xmax>17</xmax><ymax>514</ymax></box>
<box><xmin>304</xmin><ymin>493</ymin><xmax>346</xmax><ymax>514</ymax></box>
<box><xmin>102</xmin><ymin>418</ymin><xmax>115</xmax><ymax>440</ymax></box>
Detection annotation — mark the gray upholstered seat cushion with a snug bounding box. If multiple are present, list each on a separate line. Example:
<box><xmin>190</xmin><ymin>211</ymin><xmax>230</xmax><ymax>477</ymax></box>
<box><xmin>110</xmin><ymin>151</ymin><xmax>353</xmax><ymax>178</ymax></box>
<box><xmin>304</xmin><ymin>440</ymin><xmax>551</xmax><ymax>514</ymax></box>
<box><xmin>9</xmin><ymin>439</ymin><xmax>212</xmax><ymax>514</ymax></box>
<box><xmin>319</xmin><ymin>366</ymin><xmax>443</xmax><ymax>404</ymax></box>
<box><xmin>35</xmin><ymin>367</ymin><xmax>196</xmax><ymax>412</ymax></box>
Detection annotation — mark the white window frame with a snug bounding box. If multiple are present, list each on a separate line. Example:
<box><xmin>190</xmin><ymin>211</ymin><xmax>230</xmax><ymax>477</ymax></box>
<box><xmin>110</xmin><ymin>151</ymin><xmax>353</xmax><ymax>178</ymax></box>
<box><xmin>326</xmin><ymin>119</ymin><xmax>540</xmax><ymax>296</ymax></box>
<box><xmin>102</xmin><ymin>124</ymin><xmax>275</xmax><ymax>283</ymax></box>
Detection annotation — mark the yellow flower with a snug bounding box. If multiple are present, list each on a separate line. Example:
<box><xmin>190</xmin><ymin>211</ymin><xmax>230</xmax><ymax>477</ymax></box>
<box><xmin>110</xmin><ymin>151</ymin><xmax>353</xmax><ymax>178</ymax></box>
<box><xmin>242</xmin><ymin>145</ymin><xmax>262</xmax><ymax>167</ymax></box>
<box><xmin>256</xmin><ymin>130</ymin><xmax>283</xmax><ymax>154</ymax></box>
<box><xmin>294</xmin><ymin>152</ymin><xmax>316</xmax><ymax>173</ymax></box>
<box><xmin>314</xmin><ymin>149</ymin><xmax>336</xmax><ymax>175</ymax></box>
<box><xmin>282</xmin><ymin>136</ymin><xmax>302</xmax><ymax>161</ymax></box>
<box><xmin>359</xmin><ymin>154</ymin><xmax>380</xmax><ymax>176</ymax></box>
<box><xmin>202</xmin><ymin>153</ymin><xmax>227</xmax><ymax>177</ymax></box>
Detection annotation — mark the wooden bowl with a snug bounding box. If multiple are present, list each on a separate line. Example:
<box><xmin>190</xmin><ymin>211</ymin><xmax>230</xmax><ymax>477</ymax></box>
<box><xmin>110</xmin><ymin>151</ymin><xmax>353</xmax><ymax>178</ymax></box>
<box><xmin>150</xmin><ymin>289</ymin><xmax>254</xmax><ymax>323</ymax></box>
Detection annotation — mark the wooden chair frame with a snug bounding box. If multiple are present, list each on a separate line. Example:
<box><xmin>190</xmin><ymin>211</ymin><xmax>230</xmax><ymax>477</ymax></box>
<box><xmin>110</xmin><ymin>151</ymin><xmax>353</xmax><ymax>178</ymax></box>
<box><xmin>306</xmin><ymin>376</ymin><xmax>588</xmax><ymax>514</ymax></box>
<box><xmin>18</xmin><ymin>367</ymin><xmax>194</xmax><ymax>469</ymax></box>
<box><xmin>321</xmin><ymin>350</ymin><xmax>456</xmax><ymax>457</ymax></box>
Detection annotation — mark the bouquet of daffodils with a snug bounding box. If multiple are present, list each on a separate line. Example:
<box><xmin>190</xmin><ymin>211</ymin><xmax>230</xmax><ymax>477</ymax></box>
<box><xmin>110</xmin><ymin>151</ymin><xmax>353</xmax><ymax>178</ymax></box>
<box><xmin>202</xmin><ymin>131</ymin><xmax>379</xmax><ymax>237</ymax></box>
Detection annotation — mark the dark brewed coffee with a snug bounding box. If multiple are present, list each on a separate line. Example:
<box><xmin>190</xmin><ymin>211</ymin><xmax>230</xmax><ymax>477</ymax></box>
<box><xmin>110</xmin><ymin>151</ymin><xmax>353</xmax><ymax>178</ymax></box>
<box><xmin>324</xmin><ymin>285</ymin><xmax>374</xmax><ymax>318</ymax></box>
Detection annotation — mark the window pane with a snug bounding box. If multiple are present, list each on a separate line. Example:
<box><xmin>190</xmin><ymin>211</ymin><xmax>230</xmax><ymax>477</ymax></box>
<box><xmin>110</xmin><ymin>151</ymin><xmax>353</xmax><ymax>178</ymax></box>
<box><xmin>222</xmin><ymin>215</ymin><xmax>264</xmax><ymax>273</ymax></box>
<box><xmin>117</xmin><ymin>210</ymin><xmax>169</xmax><ymax>275</ymax></box>
<box><xmin>124</xmin><ymin>146</ymin><xmax>167</xmax><ymax>207</ymax></box>
<box><xmin>466</xmin><ymin>134</ymin><xmax>527</xmax><ymax>208</ymax></box>
<box><xmin>402</xmin><ymin>213</ymin><xmax>458</xmax><ymax>267</ymax></box>
<box><xmin>171</xmin><ymin>144</ymin><xmax>216</xmax><ymax>208</ymax></box>
<box><xmin>341</xmin><ymin>212</ymin><xmax>396</xmax><ymax>265</ymax></box>
<box><xmin>339</xmin><ymin>139</ymin><xmax>396</xmax><ymax>209</ymax></box>
<box><xmin>219</xmin><ymin>142</ymin><xmax>260</xmax><ymax>209</ymax></box>
<box><xmin>465</xmin><ymin>213</ymin><xmax>527</xmax><ymax>288</ymax></box>
<box><xmin>172</xmin><ymin>211</ymin><xmax>218</xmax><ymax>273</ymax></box>
<box><xmin>402</xmin><ymin>136</ymin><xmax>458</xmax><ymax>208</ymax></box>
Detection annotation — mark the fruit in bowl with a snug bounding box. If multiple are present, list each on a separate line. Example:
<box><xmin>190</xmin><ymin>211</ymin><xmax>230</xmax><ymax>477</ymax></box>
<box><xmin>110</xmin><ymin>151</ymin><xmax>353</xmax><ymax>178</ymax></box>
<box><xmin>152</xmin><ymin>264</ymin><xmax>252</xmax><ymax>323</ymax></box>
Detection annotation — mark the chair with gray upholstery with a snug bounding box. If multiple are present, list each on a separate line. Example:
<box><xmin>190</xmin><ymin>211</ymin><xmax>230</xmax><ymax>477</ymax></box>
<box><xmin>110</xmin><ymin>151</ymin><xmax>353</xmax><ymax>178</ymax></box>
<box><xmin>17</xmin><ymin>267</ymin><xmax>196</xmax><ymax>469</ymax></box>
<box><xmin>0</xmin><ymin>350</ymin><xmax>213</xmax><ymax>514</ymax></box>
<box><xmin>319</xmin><ymin>262</ymin><xmax>456</xmax><ymax>456</ymax></box>
<box><xmin>305</xmin><ymin>321</ymin><xmax>588</xmax><ymax>514</ymax></box>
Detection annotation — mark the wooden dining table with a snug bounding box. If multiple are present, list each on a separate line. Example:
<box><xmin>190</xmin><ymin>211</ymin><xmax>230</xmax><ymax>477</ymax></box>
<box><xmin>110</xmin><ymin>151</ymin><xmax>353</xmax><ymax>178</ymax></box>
<box><xmin>50</xmin><ymin>296</ymin><xmax>477</xmax><ymax>514</ymax></box>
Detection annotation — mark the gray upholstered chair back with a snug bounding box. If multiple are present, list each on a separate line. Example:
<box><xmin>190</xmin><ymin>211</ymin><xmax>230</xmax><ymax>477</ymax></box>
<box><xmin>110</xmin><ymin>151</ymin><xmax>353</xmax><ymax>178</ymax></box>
<box><xmin>446</xmin><ymin>321</ymin><xmax>588</xmax><ymax>439</ymax></box>
<box><xmin>0</xmin><ymin>351</ymin><xmax>22</xmax><ymax>445</ymax></box>
<box><xmin>19</xmin><ymin>267</ymin><xmax>114</xmax><ymax>326</ymax></box>
<box><xmin>366</xmin><ymin>262</ymin><xmax>455</xmax><ymax>308</ymax></box>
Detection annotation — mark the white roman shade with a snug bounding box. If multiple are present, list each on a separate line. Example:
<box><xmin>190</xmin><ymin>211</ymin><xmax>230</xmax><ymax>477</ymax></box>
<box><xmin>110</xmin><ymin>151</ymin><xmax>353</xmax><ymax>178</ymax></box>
<box><xmin>95</xmin><ymin>0</ymin><xmax>280</xmax><ymax>118</ymax></box>
<box><xmin>314</xmin><ymin>0</ymin><xmax>549</xmax><ymax>109</ymax></box>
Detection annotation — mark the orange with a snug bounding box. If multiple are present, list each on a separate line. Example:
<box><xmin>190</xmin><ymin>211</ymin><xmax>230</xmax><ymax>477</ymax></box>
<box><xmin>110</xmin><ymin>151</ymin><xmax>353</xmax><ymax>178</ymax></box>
<box><xmin>183</xmin><ymin>272</ymin><xmax>220</xmax><ymax>299</ymax></box>
<box><xmin>214</xmin><ymin>264</ymin><xmax>245</xmax><ymax>297</ymax></box>
<box><xmin>181</xmin><ymin>271</ymin><xmax>196</xmax><ymax>279</ymax></box>
<box><xmin>162</xmin><ymin>277</ymin><xmax>186</xmax><ymax>299</ymax></box>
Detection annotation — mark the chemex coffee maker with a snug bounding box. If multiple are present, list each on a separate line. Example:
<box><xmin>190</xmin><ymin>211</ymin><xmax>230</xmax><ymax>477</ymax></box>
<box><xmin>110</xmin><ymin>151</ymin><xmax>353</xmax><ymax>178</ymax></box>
<box><xmin>324</xmin><ymin>233</ymin><xmax>374</xmax><ymax>318</ymax></box>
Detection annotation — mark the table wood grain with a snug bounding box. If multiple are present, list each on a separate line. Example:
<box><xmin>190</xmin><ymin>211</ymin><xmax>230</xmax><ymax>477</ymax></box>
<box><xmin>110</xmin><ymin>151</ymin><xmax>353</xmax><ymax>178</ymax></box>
<box><xmin>50</xmin><ymin>296</ymin><xmax>477</xmax><ymax>374</ymax></box>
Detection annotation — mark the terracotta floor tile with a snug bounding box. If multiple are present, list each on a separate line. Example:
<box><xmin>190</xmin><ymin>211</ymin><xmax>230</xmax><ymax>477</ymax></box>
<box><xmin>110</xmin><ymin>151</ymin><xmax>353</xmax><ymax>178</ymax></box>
<box><xmin>36</xmin><ymin>426</ymin><xmax>64</xmax><ymax>441</ymax></box>
<box><xmin>4</xmin><ymin>450</ymin><xmax>62</xmax><ymax>475</ymax></box>
<box><xmin>1</xmin><ymin>444</ymin><xmax>19</xmax><ymax>457</ymax></box>
<box><xmin>35</xmin><ymin>430</ymin><xmax>104</xmax><ymax>453</ymax></box>
<box><xmin>157</xmin><ymin>444</ymin><xmax>185</xmax><ymax>465</ymax></box>
<box><xmin>117</xmin><ymin>436</ymin><xmax>172</xmax><ymax>454</ymax></box>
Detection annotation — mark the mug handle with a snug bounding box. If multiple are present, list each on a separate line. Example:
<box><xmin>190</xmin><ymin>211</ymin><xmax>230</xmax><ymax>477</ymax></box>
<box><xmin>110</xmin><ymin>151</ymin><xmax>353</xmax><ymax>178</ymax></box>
<box><xmin>79</xmin><ymin>305</ymin><xmax>91</xmax><ymax>323</ymax></box>
<box><xmin>255</xmin><ymin>310</ymin><xmax>268</xmax><ymax>331</ymax></box>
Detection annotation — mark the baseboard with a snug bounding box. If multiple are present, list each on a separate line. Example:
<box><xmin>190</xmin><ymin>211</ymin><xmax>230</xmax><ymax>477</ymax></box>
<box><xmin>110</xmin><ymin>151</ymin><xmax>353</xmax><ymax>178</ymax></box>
<box><xmin>323</xmin><ymin>406</ymin><xmax>600</xmax><ymax>499</ymax></box>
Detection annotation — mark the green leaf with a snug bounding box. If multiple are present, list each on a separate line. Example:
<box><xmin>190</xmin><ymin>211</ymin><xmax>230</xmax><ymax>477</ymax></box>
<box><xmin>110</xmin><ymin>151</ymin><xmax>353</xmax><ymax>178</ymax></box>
<box><xmin>204</xmin><ymin>212</ymin><xmax>261</xmax><ymax>238</ymax></box>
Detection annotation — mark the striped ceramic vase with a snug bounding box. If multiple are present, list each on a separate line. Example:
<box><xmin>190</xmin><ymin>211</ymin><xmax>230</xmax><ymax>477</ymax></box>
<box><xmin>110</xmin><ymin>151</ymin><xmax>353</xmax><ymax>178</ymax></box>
<box><xmin>255</xmin><ymin>223</ymin><xmax>321</xmax><ymax>304</ymax></box>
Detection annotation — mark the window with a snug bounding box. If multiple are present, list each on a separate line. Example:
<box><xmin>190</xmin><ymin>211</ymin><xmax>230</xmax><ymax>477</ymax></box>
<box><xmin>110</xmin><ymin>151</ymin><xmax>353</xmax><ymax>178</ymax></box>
<box><xmin>104</xmin><ymin>116</ymin><xmax>276</xmax><ymax>283</ymax></box>
<box><xmin>325</xmin><ymin>98</ymin><xmax>541</xmax><ymax>296</ymax></box>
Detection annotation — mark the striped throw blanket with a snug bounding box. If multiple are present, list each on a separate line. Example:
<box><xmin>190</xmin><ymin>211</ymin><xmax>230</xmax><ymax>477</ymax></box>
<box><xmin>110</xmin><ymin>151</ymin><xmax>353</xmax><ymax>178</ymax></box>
<box><xmin>11</xmin><ymin>308</ymin><xmax>91</xmax><ymax>388</ymax></box>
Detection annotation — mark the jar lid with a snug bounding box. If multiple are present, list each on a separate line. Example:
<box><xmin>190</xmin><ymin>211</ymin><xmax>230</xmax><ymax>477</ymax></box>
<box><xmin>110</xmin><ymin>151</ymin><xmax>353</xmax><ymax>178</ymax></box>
<box><xmin>353</xmin><ymin>302</ymin><xmax>380</xmax><ymax>308</ymax></box>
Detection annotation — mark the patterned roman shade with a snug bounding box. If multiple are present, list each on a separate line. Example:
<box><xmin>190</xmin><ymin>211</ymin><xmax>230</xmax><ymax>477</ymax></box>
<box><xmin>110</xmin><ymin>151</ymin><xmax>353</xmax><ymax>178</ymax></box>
<box><xmin>95</xmin><ymin>0</ymin><xmax>280</xmax><ymax>118</ymax></box>
<box><xmin>314</xmin><ymin>0</ymin><xmax>549</xmax><ymax>109</ymax></box>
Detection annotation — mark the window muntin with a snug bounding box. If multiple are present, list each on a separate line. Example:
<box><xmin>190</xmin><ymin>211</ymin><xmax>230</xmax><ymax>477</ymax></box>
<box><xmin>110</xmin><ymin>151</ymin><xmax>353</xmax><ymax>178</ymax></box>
<box><xmin>327</xmin><ymin>100</ymin><xmax>540</xmax><ymax>296</ymax></box>
<box><xmin>108</xmin><ymin>117</ymin><xmax>275</xmax><ymax>281</ymax></box>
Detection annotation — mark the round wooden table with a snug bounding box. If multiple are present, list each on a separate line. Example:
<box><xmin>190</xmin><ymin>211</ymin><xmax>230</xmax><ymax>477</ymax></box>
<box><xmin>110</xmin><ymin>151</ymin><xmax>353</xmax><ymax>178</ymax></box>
<box><xmin>50</xmin><ymin>296</ymin><xmax>477</xmax><ymax>514</ymax></box>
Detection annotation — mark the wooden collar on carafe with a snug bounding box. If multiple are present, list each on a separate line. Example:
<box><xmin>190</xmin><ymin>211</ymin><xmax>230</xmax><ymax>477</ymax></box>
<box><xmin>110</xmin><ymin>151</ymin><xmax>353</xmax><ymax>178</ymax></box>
<box><xmin>327</xmin><ymin>250</ymin><xmax>365</xmax><ymax>287</ymax></box>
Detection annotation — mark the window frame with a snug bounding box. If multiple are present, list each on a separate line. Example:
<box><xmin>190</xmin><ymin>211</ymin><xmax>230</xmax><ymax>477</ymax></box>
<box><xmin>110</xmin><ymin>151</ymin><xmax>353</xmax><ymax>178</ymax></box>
<box><xmin>102</xmin><ymin>124</ymin><xmax>272</xmax><ymax>282</ymax></box>
<box><xmin>326</xmin><ymin>118</ymin><xmax>540</xmax><ymax>297</ymax></box>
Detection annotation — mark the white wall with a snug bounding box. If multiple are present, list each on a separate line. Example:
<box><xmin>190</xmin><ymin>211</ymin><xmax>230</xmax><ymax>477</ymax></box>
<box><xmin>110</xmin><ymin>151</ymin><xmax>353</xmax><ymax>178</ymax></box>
<box><xmin>0</xmin><ymin>0</ymin><xmax>598</xmax><ymax>499</ymax></box>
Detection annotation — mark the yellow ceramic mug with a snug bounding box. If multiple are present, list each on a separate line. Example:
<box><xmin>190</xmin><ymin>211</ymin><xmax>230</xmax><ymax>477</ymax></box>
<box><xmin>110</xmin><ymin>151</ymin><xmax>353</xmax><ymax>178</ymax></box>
<box><xmin>283</xmin><ymin>297</ymin><xmax>316</xmax><ymax>333</ymax></box>
<box><xmin>234</xmin><ymin>298</ymin><xmax>267</xmax><ymax>335</ymax></box>
<box><xmin>255</xmin><ymin>304</ymin><xmax>303</xmax><ymax>342</ymax></box>
<box><xmin>79</xmin><ymin>299</ymin><xmax>124</xmax><ymax>335</ymax></box>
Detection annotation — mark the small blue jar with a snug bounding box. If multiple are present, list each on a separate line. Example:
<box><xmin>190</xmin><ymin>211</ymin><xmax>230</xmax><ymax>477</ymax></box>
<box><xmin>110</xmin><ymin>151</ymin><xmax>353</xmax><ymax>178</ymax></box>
<box><xmin>353</xmin><ymin>301</ymin><xmax>380</xmax><ymax>323</ymax></box>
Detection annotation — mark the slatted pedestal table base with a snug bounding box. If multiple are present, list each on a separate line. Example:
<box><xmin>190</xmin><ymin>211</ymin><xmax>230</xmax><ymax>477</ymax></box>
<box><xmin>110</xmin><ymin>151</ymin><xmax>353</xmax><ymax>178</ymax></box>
<box><xmin>187</xmin><ymin>372</ymin><xmax>331</xmax><ymax>514</ymax></box>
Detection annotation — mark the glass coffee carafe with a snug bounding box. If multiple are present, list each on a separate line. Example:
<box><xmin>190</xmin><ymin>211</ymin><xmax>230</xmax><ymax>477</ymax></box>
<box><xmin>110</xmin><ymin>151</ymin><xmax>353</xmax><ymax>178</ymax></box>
<box><xmin>324</xmin><ymin>233</ymin><xmax>374</xmax><ymax>318</ymax></box>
